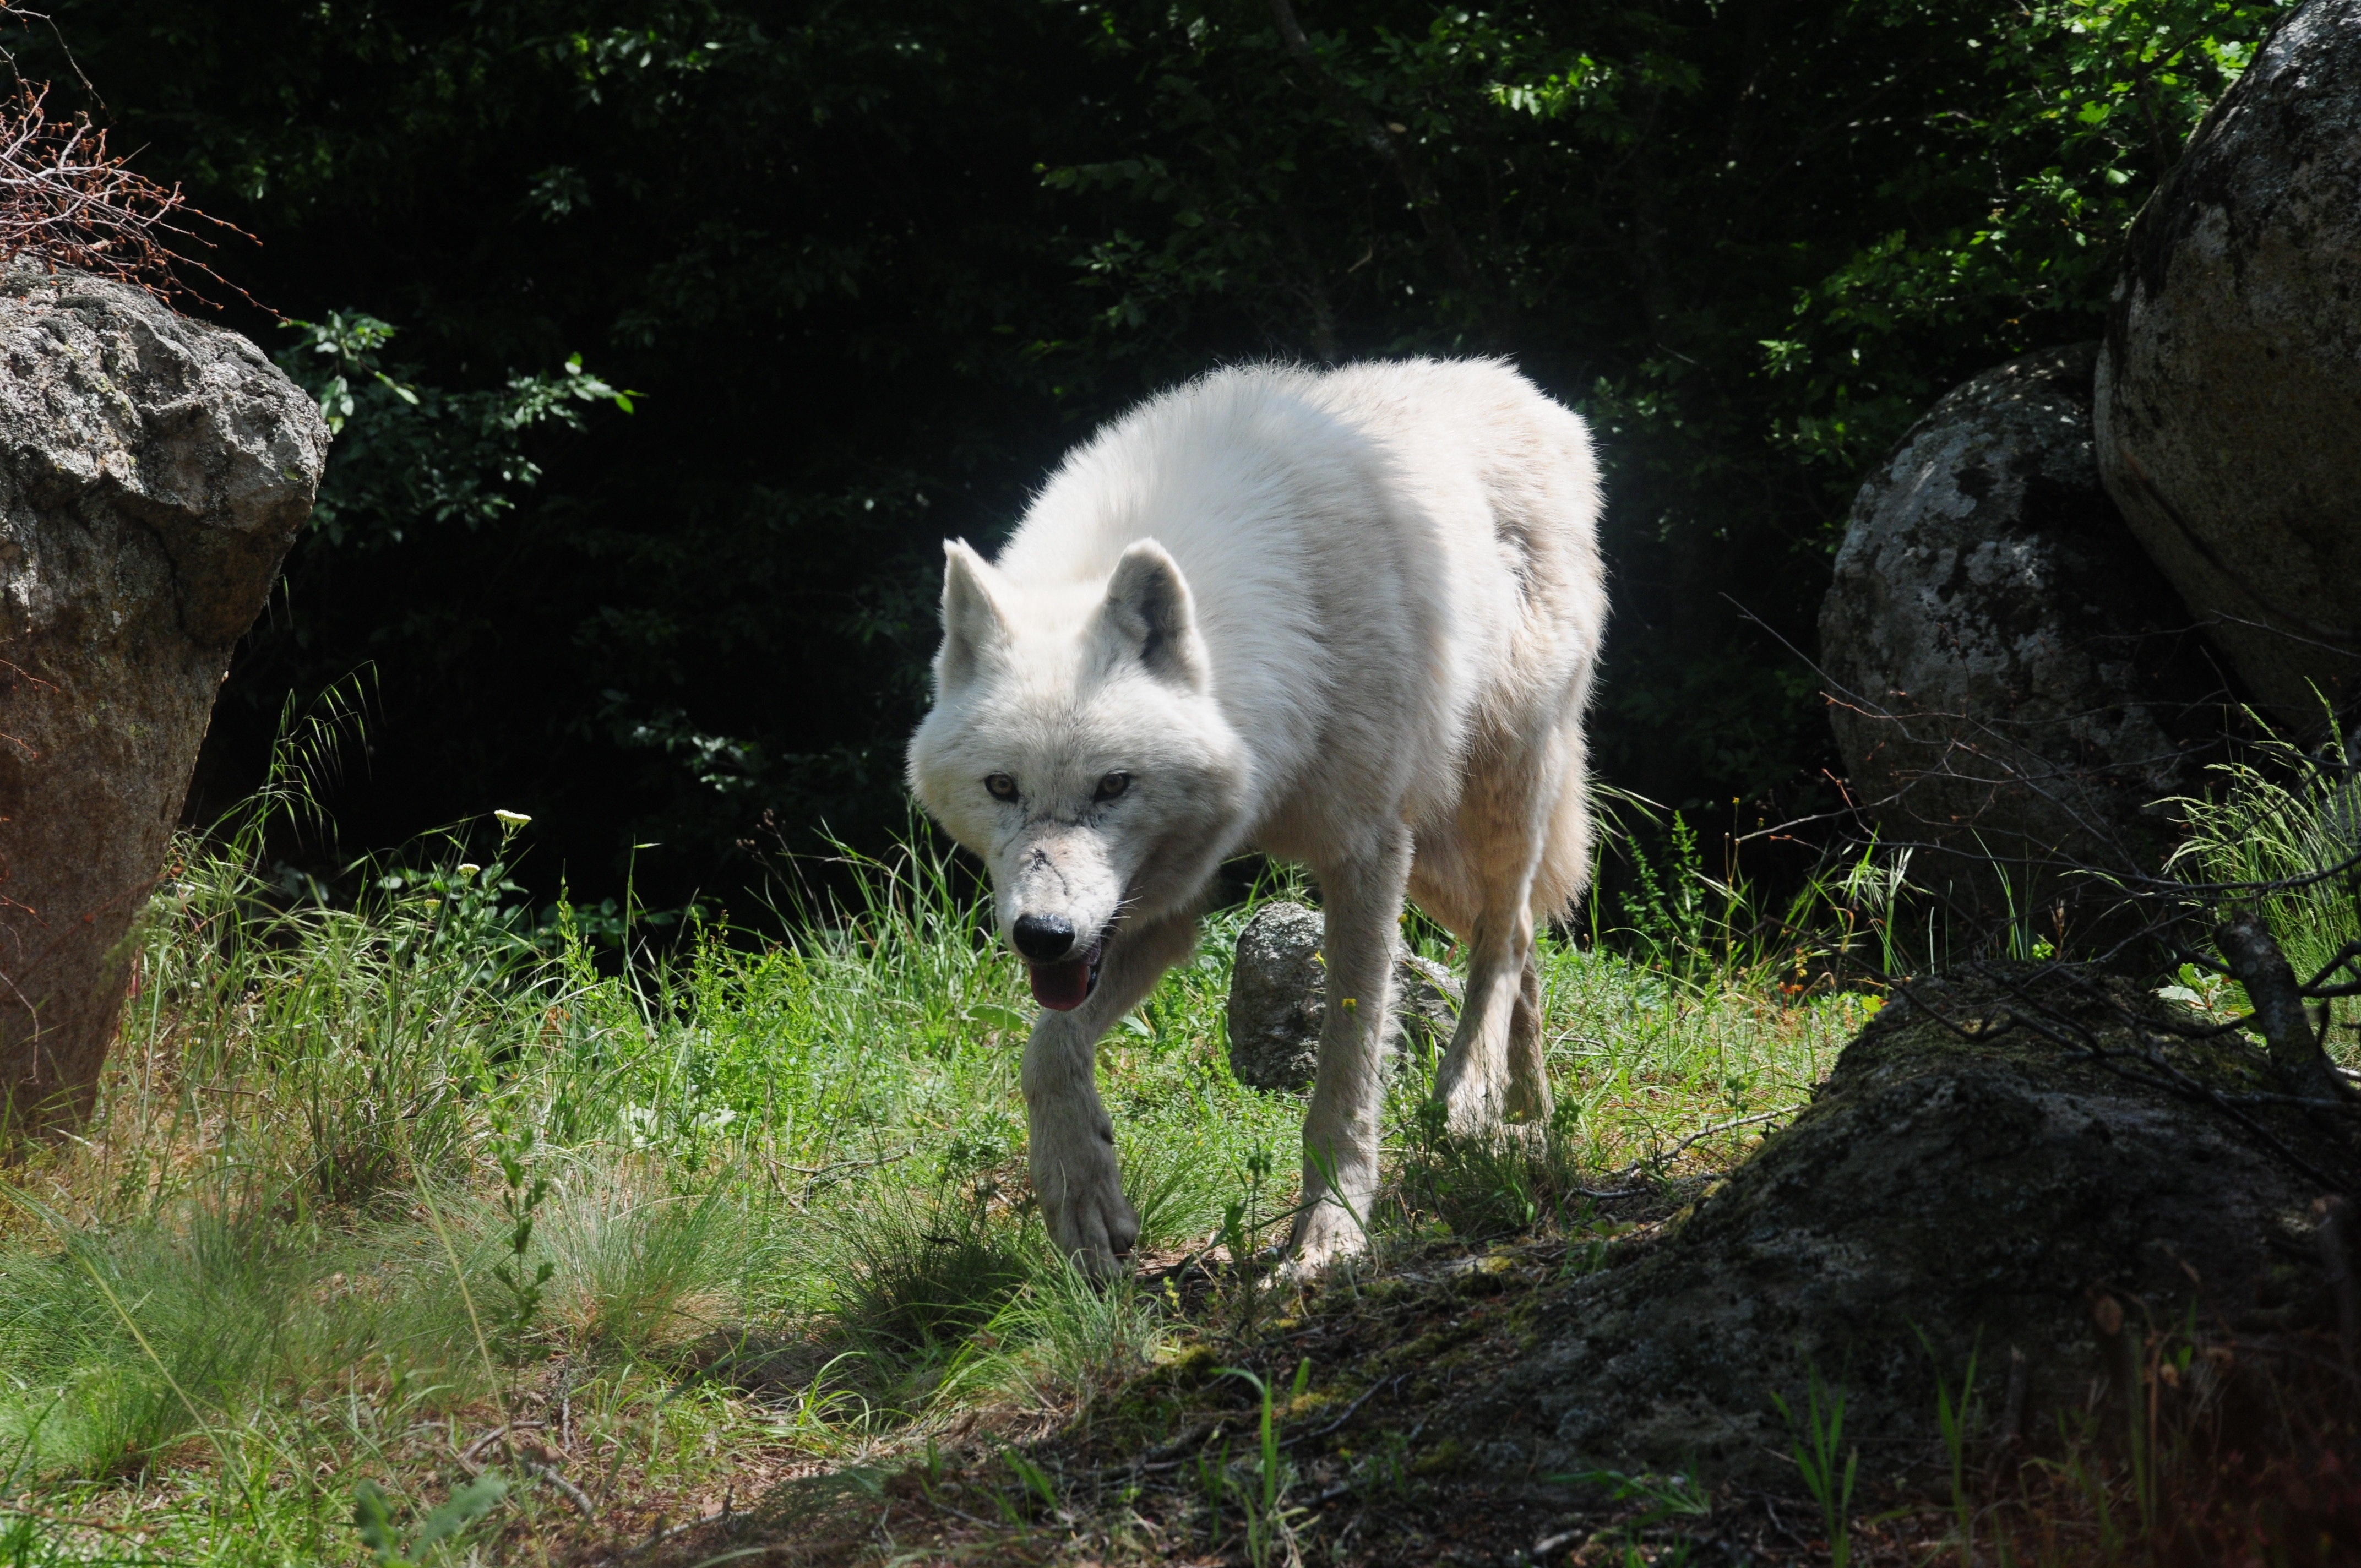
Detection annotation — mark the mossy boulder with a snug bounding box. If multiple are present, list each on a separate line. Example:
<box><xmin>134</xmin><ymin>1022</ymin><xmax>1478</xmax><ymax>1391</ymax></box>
<box><xmin>2096</xmin><ymin>0</ymin><xmax>2361</xmax><ymax>729</ymax></box>
<box><xmin>1453</xmin><ymin>965</ymin><xmax>2357</xmax><ymax>1484</ymax></box>
<box><xmin>1819</xmin><ymin>345</ymin><xmax>2226</xmax><ymax>918</ymax></box>
<box><xmin>0</xmin><ymin>269</ymin><xmax>327</xmax><ymax>1137</ymax></box>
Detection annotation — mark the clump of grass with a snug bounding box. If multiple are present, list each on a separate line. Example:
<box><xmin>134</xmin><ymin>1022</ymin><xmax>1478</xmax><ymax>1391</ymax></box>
<box><xmin>537</xmin><ymin>1178</ymin><xmax>758</xmax><ymax>1356</ymax></box>
<box><xmin>829</xmin><ymin>1187</ymin><xmax>1036</xmax><ymax>1391</ymax></box>
<box><xmin>0</xmin><ymin>1188</ymin><xmax>306</xmax><ymax>1477</ymax></box>
<box><xmin>2170</xmin><ymin>721</ymin><xmax>2361</xmax><ymax>1055</ymax></box>
<box><xmin>1391</xmin><ymin>1101</ymin><xmax>1593</xmax><ymax>1242</ymax></box>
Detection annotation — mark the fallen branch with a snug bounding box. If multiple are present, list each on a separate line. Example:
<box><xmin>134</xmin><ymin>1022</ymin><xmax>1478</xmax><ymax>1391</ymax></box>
<box><xmin>2216</xmin><ymin>911</ymin><xmax>2355</xmax><ymax>1106</ymax></box>
<box><xmin>1581</xmin><ymin>1103</ymin><xmax>1807</xmax><ymax>1199</ymax></box>
<box><xmin>0</xmin><ymin>1502</ymin><xmax>145</xmax><ymax>1536</ymax></box>
<box><xmin>459</xmin><ymin>1419</ymin><xmax>545</xmax><ymax>1463</ymax></box>
<box><xmin>1651</xmin><ymin>1105</ymin><xmax>1803</xmax><ymax>1167</ymax></box>
<box><xmin>524</xmin><ymin>1456</ymin><xmax>596</xmax><ymax>1518</ymax></box>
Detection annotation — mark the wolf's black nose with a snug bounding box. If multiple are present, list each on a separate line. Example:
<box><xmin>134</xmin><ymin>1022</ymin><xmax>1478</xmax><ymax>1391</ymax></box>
<box><xmin>1012</xmin><ymin>913</ymin><xmax>1075</xmax><ymax>962</ymax></box>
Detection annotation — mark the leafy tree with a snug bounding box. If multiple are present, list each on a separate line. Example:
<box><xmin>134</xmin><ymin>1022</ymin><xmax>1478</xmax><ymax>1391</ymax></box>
<box><xmin>10</xmin><ymin>0</ymin><xmax>2291</xmax><ymax>907</ymax></box>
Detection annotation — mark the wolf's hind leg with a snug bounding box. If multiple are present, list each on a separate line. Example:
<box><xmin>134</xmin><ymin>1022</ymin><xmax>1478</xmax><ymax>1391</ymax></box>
<box><xmin>1290</xmin><ymin>823</ymin><xmax>1413</xmax><ymax>1270</ymax></box>
<box><xmin>1024</xmin><ymin>907</ymin><xmax>1199</xmax><ymax>1276</ymax></box>
<box><xmin>1434</xmin><ymin>899</ymin><xmax>1538</xmax><ymax>1135</ymax></box>
<box><xmin>1504</xmin><ymin>949</ymin><xmax>1553</xmax><ymax>1125</ymax></box>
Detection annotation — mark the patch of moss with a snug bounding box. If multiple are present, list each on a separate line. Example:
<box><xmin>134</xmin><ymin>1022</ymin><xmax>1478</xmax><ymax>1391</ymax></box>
<box><xmin>1408</xmin><ymin>1438</ymin><xmax>1468</xmax><ymax>1476</ymax></box>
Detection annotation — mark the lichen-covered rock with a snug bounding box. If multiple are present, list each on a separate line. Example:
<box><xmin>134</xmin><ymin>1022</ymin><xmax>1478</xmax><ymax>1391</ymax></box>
<box><xmin>1225</xmin><ymin>901</ymin><xmax>1458</xmax><ymax>1092</ymax></box>
<box><xmin>0</xmin><ymin>269</ymin><xmax>328</xmax><ymax>1136</ymax></box>
<box><xmin>1820</xmin><ymin>344</ymin><xmax>2225</xmax><ymax>912</ymax></box>
<box><xmin>1454</xmin><ymin>965</ymin><xmax>2358</xmax><ymax>1484</ymax></box>
<box><xmin>2095</xmin><ymin>0</ymin><xmax>2361</xmax><ymax>728</ymax></box>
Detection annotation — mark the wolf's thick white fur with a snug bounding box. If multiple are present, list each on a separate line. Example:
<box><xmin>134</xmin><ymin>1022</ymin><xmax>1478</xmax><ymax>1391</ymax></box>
<box><xmin>907</xmin><ymin>358</ymin><xmax>1606</xmax><ymax>1273</ymax></box>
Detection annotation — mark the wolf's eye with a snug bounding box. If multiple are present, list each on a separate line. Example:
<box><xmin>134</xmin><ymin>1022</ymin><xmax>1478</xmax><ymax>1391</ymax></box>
<box><xmin>985</xmin><ymin>774</ymin><xmax>1018</xmax><ymax>802</ymax></box>
<box><xmin>1094</xmin><ymin>771</ymin><xmax>1131</xmax><ymax>801</ymax></box>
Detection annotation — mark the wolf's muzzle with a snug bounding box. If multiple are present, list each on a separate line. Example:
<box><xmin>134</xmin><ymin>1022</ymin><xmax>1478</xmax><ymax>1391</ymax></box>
<box><xmin>1012</xmin><ymin>913</ymin><xmax>1076</xmax><ymax>962</ymax></box>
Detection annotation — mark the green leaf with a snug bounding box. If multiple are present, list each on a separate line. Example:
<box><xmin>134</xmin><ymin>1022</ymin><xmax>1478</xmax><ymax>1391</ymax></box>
<box><xmin>412</xmin><ymin>1473</ymin><xmax>510</xmax><ymax>1556</ymax></box>
<box><xmin>353</xmin><ymin>1481</ymin><xmax>405</xmax><ymax>1566</ymax></box>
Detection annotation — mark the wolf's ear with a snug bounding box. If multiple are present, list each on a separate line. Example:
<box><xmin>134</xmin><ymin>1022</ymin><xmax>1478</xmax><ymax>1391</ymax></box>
<box><xmin>1094</xmin><ymin>540</ymin><xmax>1206</xmax><ymax>690</ymax></box>
<box><xmin>937</xmin><ymin>540</ymin><xmax>1010</xmax><ymax>692</ymax></box>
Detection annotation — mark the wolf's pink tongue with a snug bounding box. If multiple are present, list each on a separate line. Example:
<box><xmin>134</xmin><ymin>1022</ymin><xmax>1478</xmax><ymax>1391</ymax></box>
<box><xmin>1030</xmin><ymin>959</ymin><xmax>1091</xmax><ymax>1011</ymax></box>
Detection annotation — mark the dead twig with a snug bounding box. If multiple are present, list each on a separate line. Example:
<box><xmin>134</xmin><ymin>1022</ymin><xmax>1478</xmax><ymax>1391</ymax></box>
<box><xmin>522</xmin><ymin>1455</ymin><xmax>595</xmax><ymax>1518</ymax></box>
<box><xmin>1649</xmin><ymin>1104</ymin><xmax>1803</xmax><ymax>1167</ymax></box>
<box><xmin>0</xmin><ymin>81</ymin><xmax>252</xmax><ymax>304</ymax></box>
<box><xmin>459</xmin><ymin>1419</ymin><xmax>545</xmax><ymax>1463</ymax></box>
<box><xmin>1578</xmin><ymin>1103</ymin><xmax>1806</xmax><ymax>1200</ymax></box>
<box><xmin>0</xmin><ymin>1501</ymin><xmax>145</xmax><ymax>1536</ymax></box>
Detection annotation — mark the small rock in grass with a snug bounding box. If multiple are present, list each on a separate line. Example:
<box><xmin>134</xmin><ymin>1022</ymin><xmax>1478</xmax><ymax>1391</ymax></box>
<box><xmin>1225</xmin><ymin>900</ymin><xmax>1459</xmax><ymax>1092</ymax></box>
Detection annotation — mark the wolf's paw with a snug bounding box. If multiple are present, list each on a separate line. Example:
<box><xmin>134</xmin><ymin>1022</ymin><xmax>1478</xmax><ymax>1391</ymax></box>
<box><xmin>1437</xmin><ymin>1076</ymin><xmax>1514</xmax><ymax>1140</ymax></box>
<box><xmin>1281</xmin><ymin>1200</ymin><xmax>1370</xmax><ymax>1281</ymax></box>
<box><xmin>1038</xmin><ymin>1155</ymin><xmax>1139</xmax><ymax>1278</ymax></box>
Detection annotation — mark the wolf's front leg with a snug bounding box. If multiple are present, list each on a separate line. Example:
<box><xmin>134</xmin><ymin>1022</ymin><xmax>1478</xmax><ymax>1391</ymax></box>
<box><xmin>1024</xmin><ymin>1011</ymin><xmax>1133</xmax><ymax>1274</ymax></box>
<box><xmin>1022</xmin><ymin>908</ymin><xmax>1200</xmax><ymax>1275</ymax></box>
<box><xmin>1291</xmin><ymin>825</ymin><xmax>1413</xmax><ymax>1271</ymax></box>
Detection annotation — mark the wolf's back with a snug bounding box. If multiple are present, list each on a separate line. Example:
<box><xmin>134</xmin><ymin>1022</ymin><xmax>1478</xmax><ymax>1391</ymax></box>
<box><xmin>989</xmin><ymin>358</ymin><xmax>1604</xmax><ymax>840</ymax></box>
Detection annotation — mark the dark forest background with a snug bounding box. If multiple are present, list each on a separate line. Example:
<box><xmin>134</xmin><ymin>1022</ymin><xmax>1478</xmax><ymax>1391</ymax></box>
<box><xmin>14</xmin><ymin>0</ymin><xmax>2285</xmax><ymax>913</ymax></box>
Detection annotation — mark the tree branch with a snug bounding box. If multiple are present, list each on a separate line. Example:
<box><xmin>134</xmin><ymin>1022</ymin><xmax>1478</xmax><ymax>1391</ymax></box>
<box><xmin>1266</xmin><ymin>0</ymin><xmax>1482</xmax><ymax>298</ymax></box>
<box><xmin>2216</xmin><ymin>910</ymin><xmax>2355</xmax><ymax>1107</ymax></box>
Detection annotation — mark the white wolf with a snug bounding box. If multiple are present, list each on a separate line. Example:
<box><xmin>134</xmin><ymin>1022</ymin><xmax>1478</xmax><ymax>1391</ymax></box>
<box><xmin>906</xmin><ymin>358</ymin><xmax>1606</xmax><ymax>1273</ymax></box>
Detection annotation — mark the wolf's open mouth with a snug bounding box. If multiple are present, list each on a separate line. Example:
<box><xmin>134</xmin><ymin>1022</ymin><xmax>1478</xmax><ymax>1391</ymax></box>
<box><xmin>1029</xmin><ymin>937</ymin><xmax>1105</xmax><ymax>1011</ymax></box>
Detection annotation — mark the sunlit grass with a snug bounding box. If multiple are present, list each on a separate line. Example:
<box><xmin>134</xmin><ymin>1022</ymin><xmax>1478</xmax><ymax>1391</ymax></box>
<box><xmin>0</xmin><ymin>794</ymin><xmax>1874</xmax><ymax>1562</ymax></box>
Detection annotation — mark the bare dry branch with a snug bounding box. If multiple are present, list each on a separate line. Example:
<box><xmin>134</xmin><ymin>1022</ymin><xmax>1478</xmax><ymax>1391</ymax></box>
<box><xmin>0</xmin><ymin>81</ymin><xmax>252</xmax><ymax>306</ymax></box>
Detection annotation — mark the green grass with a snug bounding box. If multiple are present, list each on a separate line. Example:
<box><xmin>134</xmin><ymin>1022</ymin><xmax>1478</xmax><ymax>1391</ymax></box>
<box><xmin>0</xmin><ymin>805</ymin><xmax>1866</xmax><ymax>1565</ymax></box>
<box><xmin>20</xmin><ymin>741</ymin><xmax>2356</xmax><ymax>1562</ymax></box>
<box><xmin>2169</xmin><ymin>723</ymin><xmax>2361</xmax><ymax>1052</ymax></box>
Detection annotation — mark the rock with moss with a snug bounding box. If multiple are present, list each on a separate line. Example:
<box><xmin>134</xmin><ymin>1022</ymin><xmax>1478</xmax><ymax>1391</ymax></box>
<box><xmin>1820</xmin><ymin>344</ymin><xmax>2227</xmax><ymax>919</ymax></box>
<box><xmin>1226</xmin><ymin>901</ymin><xmax>1457</xmax><ymax>1091</ymax></box>
<box><xmin>0</xmin><ymin>268</ymin><xmax>328</xmax><ymax>1137</ymax></box>
<box><xmin>2095</xmin><ymin>0</ymin><xmax>2361</xmax><ymax>730</ymax></box>
<box><xmin>1450</xmin><ymin>966</ymin><xmax>2358</xmax><ymax>1484</ymax></box>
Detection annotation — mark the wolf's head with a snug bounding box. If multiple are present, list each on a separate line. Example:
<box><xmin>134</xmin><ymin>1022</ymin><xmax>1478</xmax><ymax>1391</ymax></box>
<box><xmin>907</xmin><ymin>538</ymin><xmax>1248</xmax><ymax>1012</ymax></box>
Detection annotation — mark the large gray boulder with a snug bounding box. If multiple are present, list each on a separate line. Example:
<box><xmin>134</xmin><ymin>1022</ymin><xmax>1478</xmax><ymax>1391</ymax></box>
<box><xmin>1820</xmin><ymin>344</ymin><xmax>2224</xmax><ymax>915</ymax></box>
<box><xmin>2096</xmin><ymin>0</ymin><xmax>2361</xmax><ymax>729</ymax></box>
<box><xmin>0</xmin><ymin>269</ymin><xmax>328</xmax><ymax>1136</ymax></box>
<box><xmin>1226</xmin><ymin>901</ymin><xmax>1458</xmax><ymax>1092</ymax></box>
